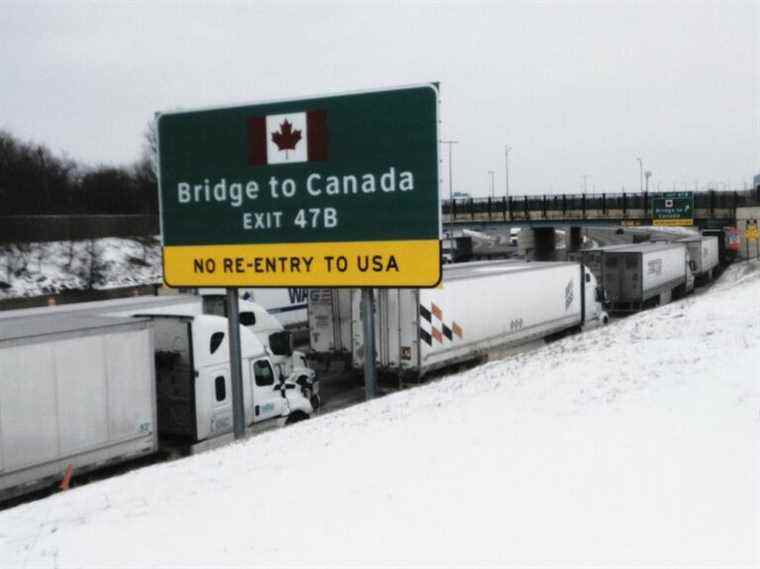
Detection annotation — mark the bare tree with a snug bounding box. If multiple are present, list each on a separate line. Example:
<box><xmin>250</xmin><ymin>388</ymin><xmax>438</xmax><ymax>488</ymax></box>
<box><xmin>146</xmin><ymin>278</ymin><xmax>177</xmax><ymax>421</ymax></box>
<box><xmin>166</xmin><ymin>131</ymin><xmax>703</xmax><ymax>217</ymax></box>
<box><xmin>0</xmin><ymin>244</ymin><xmax>13</xmax><ymax>284</ymax></box>
<box><xmin>1</xmin><ymin>243</ymin><xmax>32</xmax><ymax>281</ymax></box>
<box><xmin>64</xmin><ymin>239</ymin><xmax>77</xmax><ymax>271</ymax></box>
<box><xmin>75</xmin><ymin>239</ymin><xmax>107</xmax><ymax>290</ymax></box>
<box><xmin>142</xmin><ymin>117</ymin><xmax>159</xmax><ymax>180</ymax></box>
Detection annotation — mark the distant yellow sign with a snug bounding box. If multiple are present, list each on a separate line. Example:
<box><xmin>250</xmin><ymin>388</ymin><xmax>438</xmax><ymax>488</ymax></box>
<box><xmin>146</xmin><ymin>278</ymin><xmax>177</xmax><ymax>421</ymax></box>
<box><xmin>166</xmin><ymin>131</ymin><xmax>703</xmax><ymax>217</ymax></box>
<box><xmin>653</xmin><ymin>219</ymin><xmax>695</xmax><ymax>227</ymax></box>
<box><xmin>163</xmin><ymin>239</ymin><xmax>441</xmax><ymax>287</ymax></box>
<box><xmin>745</xmin><ymin>226</ymin><xmax>759</xmax><ymax>241</ymax></box>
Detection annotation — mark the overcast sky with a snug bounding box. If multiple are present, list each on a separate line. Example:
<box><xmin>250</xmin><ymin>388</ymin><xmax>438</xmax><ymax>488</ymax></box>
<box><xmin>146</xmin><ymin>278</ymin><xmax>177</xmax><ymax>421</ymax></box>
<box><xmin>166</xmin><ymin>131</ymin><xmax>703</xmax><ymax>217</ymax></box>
<box><xmin>1</xmin><ymin>1</ymin><xmax>758</xmax><ymax>197</ymax></box>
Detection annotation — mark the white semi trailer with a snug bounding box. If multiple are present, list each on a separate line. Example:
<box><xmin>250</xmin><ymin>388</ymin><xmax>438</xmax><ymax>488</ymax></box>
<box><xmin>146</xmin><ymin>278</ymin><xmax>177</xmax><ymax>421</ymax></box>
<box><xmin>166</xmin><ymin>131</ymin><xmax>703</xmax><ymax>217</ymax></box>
<box><xmin>0</xmin><ymin>314</ymin><xmax>156</xmax><ymax>501</ymax></box>
<box><xmin>309</xmin><ymin>260</ymin><xmax>608</xmax><ymax>381</ymax></box>
<box><xmin>599</xmin><ymin>242</ymin><xmax>693</xmax><ymax>311</ymax></box>
<box><xmin>0</xmin><ymin>311</ymin><xmax>313</xmax><ymax>502</ymax></box>
<box><xmin>678</xmin><ymin>235</ymin><xmax>719</xmax><ymax>284</ymax></box>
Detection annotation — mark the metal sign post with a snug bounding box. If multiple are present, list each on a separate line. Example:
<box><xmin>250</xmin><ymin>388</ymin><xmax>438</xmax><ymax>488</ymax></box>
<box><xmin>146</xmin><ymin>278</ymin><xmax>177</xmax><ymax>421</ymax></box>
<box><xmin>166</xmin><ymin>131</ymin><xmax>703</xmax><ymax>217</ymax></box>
<box><xmin>225</xmin><ymin>288</ymin><xmax>246</xmax><ymax>438</ymax></box>
<box><xmin>361</xmin><ymin>288</ymin><xmax>377</xmax><ymax>400</ymax></box>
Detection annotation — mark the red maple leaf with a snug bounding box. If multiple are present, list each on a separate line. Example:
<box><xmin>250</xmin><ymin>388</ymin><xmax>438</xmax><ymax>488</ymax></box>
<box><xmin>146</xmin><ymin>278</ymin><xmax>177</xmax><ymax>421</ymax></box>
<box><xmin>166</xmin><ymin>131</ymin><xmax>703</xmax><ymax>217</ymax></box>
<box><xmin>271</xmin><ymin>119</ymin><xmax>302</xmax><ymax>152</ymax></box>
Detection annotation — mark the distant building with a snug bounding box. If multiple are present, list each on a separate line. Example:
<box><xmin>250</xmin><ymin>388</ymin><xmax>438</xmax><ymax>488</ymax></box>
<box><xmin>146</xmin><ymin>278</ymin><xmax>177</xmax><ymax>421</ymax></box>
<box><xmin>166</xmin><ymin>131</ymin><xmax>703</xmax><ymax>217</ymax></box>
<box><xmin>754</xmin><ymin>173</ymin><xmax>760</xmax><ymax>190</ymax></box>
<box><xmin>451</xmin><ymin>191</ymin><xmax>472</xmax><ymax>200</ymax></box>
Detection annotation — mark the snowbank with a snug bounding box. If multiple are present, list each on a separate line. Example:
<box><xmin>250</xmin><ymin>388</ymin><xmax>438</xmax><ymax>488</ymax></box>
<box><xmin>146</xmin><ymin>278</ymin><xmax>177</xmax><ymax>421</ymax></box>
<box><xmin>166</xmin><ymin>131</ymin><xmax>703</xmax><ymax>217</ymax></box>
<box><xmin>0</xmin><ymin>237</ymin><xmax>162</xmax><ymax>299</ymax></box>
<box><xmin>632</xmin><ymin>225</ymin><xmax>700</xmax><ymax>237</ymax></box>
<box><xmin>1</xmin><ymin>262</ymin><xmax>758</xmax><ymax>568</ymax></box>
<box><xmin>461</xmin><ymin>228</ymin><xmax>496</xmax><ymax>242</ymax></box>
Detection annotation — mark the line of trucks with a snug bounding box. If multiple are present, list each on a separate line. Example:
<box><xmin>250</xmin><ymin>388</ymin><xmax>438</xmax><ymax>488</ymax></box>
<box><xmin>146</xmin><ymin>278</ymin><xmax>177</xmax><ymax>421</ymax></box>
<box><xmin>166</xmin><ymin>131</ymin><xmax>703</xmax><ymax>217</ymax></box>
<box><xmin>307</xmin><ymin>234</ymin><xmax>720</xmax><ymax>380</ymax></box>
<box><xmin>0</xmin><ymin>233</ymin><xmax>719</xmax><ymax>502</ymax></box>
<box><xmin>569</xmin><ymin>235</ymin><xmax>719</xmax><ymax>311</ymax></box>
<box><xmin>0</xmin><ymin>293</ymin><xmax>319</xmax><ymax>502</ymax></box>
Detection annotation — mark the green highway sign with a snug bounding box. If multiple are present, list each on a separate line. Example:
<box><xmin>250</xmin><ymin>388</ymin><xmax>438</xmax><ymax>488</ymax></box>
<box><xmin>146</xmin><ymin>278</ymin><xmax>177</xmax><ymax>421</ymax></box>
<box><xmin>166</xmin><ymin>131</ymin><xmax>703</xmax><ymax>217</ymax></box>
<box><xmin>157</xmin><ymin>84</ymin><xmax>441</xmax><ymax>287</ymax></box>
<box><xmin>652</xmin><ymin>191</ymin><xmax>694</xmax><ymax>226</ymax></box>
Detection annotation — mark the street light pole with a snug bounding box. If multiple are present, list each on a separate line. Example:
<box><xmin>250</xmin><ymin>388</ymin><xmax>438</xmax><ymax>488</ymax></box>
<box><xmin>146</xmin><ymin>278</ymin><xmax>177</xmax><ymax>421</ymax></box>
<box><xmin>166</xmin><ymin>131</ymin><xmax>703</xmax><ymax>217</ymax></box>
<box><xmin>637</xmin><ymin>157</ymin><xmax>644</xmax><ymax>193</ymax></box>
<box><xmin>582</xmin><ymin>174</ymin><xmax>590</xmax><ymax>193</ymax></box>
<box><xmin>504</xmin><ymin>145</ymin><xmax>511</xmax><ymax>202</ymax></box>
<box><xmin>442</xmin><ymin>140</ymin><xmax>459</xmax><ymax>203</ymax></box>
<box><xmin>488</xmin><ymin>170</ymin><xmax>495</xmax><ymax>198</ymax></box>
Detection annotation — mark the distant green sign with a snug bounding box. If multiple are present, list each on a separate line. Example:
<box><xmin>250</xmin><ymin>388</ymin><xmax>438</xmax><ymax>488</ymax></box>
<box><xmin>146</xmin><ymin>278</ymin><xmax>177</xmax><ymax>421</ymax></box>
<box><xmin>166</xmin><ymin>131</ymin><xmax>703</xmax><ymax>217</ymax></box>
<box><xmin>157</xmin><ymin>84</ymin><xmax>441</xmax><ymax>287</ymax></box>
<box><xmin>652</xmin><ymin>192</ymin><xmax>694</xmax><ymax>226</ymax></box>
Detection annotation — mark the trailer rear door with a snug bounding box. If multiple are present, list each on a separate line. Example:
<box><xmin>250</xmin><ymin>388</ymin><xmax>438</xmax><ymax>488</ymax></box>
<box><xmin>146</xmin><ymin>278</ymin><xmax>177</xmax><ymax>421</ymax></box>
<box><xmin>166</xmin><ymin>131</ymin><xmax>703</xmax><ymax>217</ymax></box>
<box><xmin>308</xmin><ymin>289</ymin><xmax>336</xmax><ymax>353</ymax></box>
<box><xmin>374</xmin><ymin>289</ymin><xmax>419</xmax><ymax>371</ymax></box>
<box><xmin>153</xmin><ymin>318</ymin><xmax>197</xmax><ymax>441</ymax></box>
<box><xmin>603</xmin><ymin>254</ymin><xmax>623</xmax><ymax>301</ymax></box>
<box><xmin>308</xmin><ymin>289</ymin><xmax>353</xmax><ymax>354</ymax></box>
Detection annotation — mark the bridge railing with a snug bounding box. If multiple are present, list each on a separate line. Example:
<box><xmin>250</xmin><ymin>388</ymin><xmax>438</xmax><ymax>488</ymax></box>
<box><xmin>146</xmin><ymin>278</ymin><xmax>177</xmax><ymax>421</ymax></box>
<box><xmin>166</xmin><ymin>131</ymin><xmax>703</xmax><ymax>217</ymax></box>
<box><xmin>442</xmin><ymin>188</ymin><xmax>760</xmax><ymax>221</ymax></box>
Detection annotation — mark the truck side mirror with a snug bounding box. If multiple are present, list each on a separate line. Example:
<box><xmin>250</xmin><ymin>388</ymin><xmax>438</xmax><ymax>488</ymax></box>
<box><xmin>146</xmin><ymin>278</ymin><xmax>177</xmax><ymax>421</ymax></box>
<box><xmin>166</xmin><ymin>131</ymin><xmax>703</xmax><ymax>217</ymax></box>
<box><xmin>269</xmin><ymin>331</ymin><xmax>293</xmax><ymax>356</ymax></box>
<box><xmin>689</xmin><ymin>260</ymin><xmax>697</xmax><ymax>272</ymax></box>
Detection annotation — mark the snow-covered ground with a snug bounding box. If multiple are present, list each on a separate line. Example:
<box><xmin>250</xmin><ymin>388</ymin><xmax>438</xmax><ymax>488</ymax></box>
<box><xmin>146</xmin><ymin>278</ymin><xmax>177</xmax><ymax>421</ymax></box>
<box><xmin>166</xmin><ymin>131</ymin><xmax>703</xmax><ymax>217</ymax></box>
<box><xmin>632</xmin><ymin>225</ymin><xmax>700</xmax><ymax>237</ymax></box>
<box><xmin>461</xmin><ymin>228</ymin><xmax>496</xmax><ymax>242</ymax></box>
<box><xmin>1</xmin><ymin>262</ymin><xmax>758</xmax><ymax>568</ymax></box>
<box><xmin>0</xmin><ymin>238</ymin><xmax>162</xmax><ymax>299</ymax></box>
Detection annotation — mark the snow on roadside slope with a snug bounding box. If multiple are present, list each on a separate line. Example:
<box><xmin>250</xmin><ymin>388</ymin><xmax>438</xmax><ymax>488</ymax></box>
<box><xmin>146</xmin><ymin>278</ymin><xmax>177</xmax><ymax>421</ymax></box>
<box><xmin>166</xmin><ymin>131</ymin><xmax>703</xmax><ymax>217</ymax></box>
<box><xmin>0</xmin><ymin>237</ymin><xmax>161</xmax><ymax>299</ymax></box>
<box><xmin>1</xmin><ymin>263</ymin><xmax>758</xmax><ymax>568</ymax></box>
<box><xmin>633</xmin><ymin>225</ymin><xmax>700</xmax><ymax>237</ymax></box>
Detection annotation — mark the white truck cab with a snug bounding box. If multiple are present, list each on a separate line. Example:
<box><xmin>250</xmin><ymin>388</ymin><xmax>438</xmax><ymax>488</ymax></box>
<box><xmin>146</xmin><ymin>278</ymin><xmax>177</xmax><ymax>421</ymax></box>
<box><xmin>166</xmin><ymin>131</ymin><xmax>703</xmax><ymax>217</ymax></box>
<box><xmin>201</xmin><ymin>296</ymin><xmax>320</xmax><ymax>409</ymax></box>
<box><xmin>151</xmin><ymin>314</ymin><xmax>313</xmax><ymax>452</ymax></box>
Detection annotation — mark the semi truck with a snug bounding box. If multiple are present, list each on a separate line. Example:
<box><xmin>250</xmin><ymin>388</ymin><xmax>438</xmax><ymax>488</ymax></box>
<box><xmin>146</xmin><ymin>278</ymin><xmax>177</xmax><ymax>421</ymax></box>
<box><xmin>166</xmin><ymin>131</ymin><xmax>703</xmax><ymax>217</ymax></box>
<box><xmin>598</xmin><ymin>242</ymin><xmax>694</xmax><ymax>312</ymax></box>
<box><xmin>309</xmin><ymin>260</ymin><xmax>608</xmax><ymax>381</ymax></box>
<box><xmin>0</xmin><ymin>294</ymin><xmax>319</xmax><ymax>407</ymax></box>
<box><xmin>701</xmin><ymin>227</ymin><xmax>740</xmax><ymax>267</ymax></box>
<box><xmin>0</xmin><ymin>311</ymin><xmax>314</xmax><ymax>502</ymax></box>
<box><xmin>677</xmin><ymin>235</ymin><xmax>719</xmax><ymax>284</ymax></box>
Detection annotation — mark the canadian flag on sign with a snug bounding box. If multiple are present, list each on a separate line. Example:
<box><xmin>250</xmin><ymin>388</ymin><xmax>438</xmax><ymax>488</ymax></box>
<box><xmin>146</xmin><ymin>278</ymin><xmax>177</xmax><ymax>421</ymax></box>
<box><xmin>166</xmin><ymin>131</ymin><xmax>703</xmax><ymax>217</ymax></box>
<box><xmin>247</xmin><ymin>110</ymin><xmax>328</xmax><ymax>166</ymax></box>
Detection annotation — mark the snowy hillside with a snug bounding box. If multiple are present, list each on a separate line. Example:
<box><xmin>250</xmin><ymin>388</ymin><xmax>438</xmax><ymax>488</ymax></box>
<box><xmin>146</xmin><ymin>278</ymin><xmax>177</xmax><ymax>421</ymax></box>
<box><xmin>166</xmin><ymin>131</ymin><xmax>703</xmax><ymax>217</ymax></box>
<box><xmin>0</xmin><ymin>238</ymin><xmax>162</xmax><ymax>299</ymax></box>
<box><xmin>1</xmin><ymin>262</ymin><xmax>758</xmax><ymax>568</ymax></box>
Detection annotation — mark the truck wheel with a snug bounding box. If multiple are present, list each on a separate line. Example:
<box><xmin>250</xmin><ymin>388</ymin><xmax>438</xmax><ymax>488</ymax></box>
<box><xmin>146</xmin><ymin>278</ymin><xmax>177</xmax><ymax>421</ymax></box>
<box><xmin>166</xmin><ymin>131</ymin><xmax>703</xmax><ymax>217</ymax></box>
<box><xmin>285</xmin><ymin>411</ymin><xmax>309</xmax><ymax>425</ymax></box>
<box><xmin>310</xmin><ymin>394</ymin><xmax>321</xmax><ymax>409</ymax></box>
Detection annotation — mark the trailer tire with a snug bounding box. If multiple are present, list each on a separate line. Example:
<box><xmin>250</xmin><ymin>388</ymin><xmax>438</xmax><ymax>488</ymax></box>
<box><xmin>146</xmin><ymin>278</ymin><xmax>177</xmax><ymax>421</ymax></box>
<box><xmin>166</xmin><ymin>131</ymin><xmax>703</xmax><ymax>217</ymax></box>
<box><xmin>285</xmin><ymin>411</ymin><xmax>309</xmax><ymax>425</ymax></box>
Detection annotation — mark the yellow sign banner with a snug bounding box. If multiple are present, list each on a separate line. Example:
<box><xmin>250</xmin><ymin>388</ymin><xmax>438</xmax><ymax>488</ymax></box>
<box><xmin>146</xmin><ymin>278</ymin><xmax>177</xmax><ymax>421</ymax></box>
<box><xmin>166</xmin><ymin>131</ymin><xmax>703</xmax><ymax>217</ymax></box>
<box><xmin>653</xmin><ymin>219</ymin><xmax>694</xmax><ymax>227</ymax></box>
<box><xmin>163</xmin><ymin>239</ymin><xmax>442</xmax><ymax>287</ymax></box>
<box><xmin>745</xmin><ymin>227</ymin><xmax>759</xmax><ymax>241</ymax></box>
